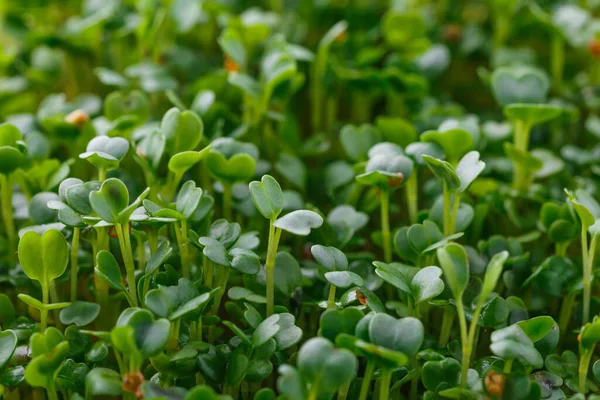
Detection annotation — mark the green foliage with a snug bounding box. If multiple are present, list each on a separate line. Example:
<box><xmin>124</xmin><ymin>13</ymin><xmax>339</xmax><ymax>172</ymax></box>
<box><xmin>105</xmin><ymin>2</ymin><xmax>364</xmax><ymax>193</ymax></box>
<box><xmin>1</xmin><ymin>3</ymin><xmax>599</xmax><ymax>399</ymax></box>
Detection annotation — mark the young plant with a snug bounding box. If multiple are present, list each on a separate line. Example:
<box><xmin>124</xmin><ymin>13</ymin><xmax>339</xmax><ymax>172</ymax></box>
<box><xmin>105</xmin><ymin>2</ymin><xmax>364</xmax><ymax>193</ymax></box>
<box><xmin>356</xmin><ymin>143</ymin><xmax>413</xmax><ymax>262</ymax></box>
<box><xmin>90</xmin><ymin>178</ymin><xmax>150</xmax><ymax>306</ymax></box>
<box><xmin>0</xmin><ymin>123</ymin><xmax>28</xmax><ymax>261</ymax></box>
<box><xmin>18</xmin><ymin>229</ymin><xmax>71</xmax><ymax>331</ymax></box>
<box><xmin>436</xmin><ymin>243</ymin><xmax>509</xmax><ymax>386</ymax></box>
<box><xmin>423</xmin><ymin>150</ymin><xmax>485</xmax><ymax>236</ymax></box>
<box><xmin>250</xmin><ymin>174</ymin><xmax>323</xmax><ymax>315</ymax></box>
<box><xmin>566</xmin><ymin>189</ymin><xmax>600</xmax><ymax>324</ymax></box>
<box><xmin>578</xmin><ymin>316</ymin><xmax>600</xmax><ymax>393</ymax></box>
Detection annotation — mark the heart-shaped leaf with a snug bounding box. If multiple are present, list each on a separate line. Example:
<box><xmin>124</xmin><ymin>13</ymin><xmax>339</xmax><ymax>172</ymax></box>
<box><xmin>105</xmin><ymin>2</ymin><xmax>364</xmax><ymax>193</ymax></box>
<box><xmin>116</xmin><ymin>308</ymin><xmax>171</xmax><ymax>357</ymax></box>
<box><xmin>455</xmin><ymin>151</ymin><xmax>486</xmax><ymax>193</ymax></box>
<box><xmin>0</xmin><ymin>123</ymin><xmax>27</xmax><ymax>175</ymax></box>
<box><xmin>325</xmin><ymin>271</ymin><xmax>364</xmax><ymax>288</ymax></box>
<box><xmin>356</xmin><ymin>153</ymin><xmax>414</xmax><ymax>189</ymax></box>
<box><xmin>311</xmin><ymin>245</ymin><xmax>348</xmax><ymax>271</ymax></box>
<box><xmin>410</xmin><ymin>266</ymin><xmax>444</xmax><ymax>304</ymax></box>
<box><xmin>319</xmin><ymin>308</ymin><xmax>363</xmax><ymax>342</ymax></box>
<box><xmin>104</xmin><ymin>90</ymin><xmax>150</xmax><ymax>122</ymax></box>
<box><xmin>490</xmin><ymin>324</ymin><xmax>543</xmax><ymax>368</ymax></box>
<box><xmin>368</xmin><ymin>314</ymin><xmax>424</xmax><ymax>357</ymax></box>
<box><xmin>161</xmin><ymin>107</ymin><xmax>204</xmax><ymax>155</ymax></box>
<box><xmin>273</xmin><ymin>210</ymin><xmax>323</xmax><ymax>236</ymax></box>
<box><xmin>249</xmin><ymin>175</ymin><xmax>284</xmax><ymax>221</ymax></box>
<box><xmin>504</xmin><ymin>104</ymin><xmax>562</xmax><ymax>127</ymax></box>
<box><xmin>0</xmin><ymin>330</ymin><xmax>17</xmax><ymax>369</ymax></box>
<box><xmin>167</xmin><ymin>146</ymin><xmax>211</xmax><ymax>176</ymax></box>
<box><xmin>79</xmin><ymin>136</ymin><xmax>129</xmax><ymax>171</ymax></box>
<box><xmin>95</xmin><ymin>251</ymin><xmax>125</xmax><ymax>291</ymax></box>
<box><xmin>491</xmin><ymin>66</ymin><xmax>550</xmax><ymax>106</ymax></box>
<box><xmin>176</xmin><ymin>180</ymin><xmax>203</xmax><ymax>220</ymax></box>
<box><xmin>145</xmin><ymin>241</ymin><xmax>173</xmax><ymax>276</ymax></box>
<box><xmin>297</xmin><ymin>337</ymin><xmax>357</xmax><ymax>392</ymax></box>
<box><xmin>85</xmin><ymin>368</ymin><xmax>123</xmax><ymax>397</ymax></box>
<box><xmin>436</xmin><ymin>243</ymin><xmax>469</xmax><ymax>298</ymax></box>
<box><xmin>421</xmin><ymin>128</ymin><xmax>473</xmax><ymax>162</ymax></box>
<box><xmin>18</xmin><ymin>229</ymin><xmax>68</xmax><ymax>287</ymax></box>
<box><xmin>59</xmin><ymin>302</ymin><xmax>101</xmax><ymax>327</ymax></box>
<box><xmin>89</xmin><ymin>178</ymin><xmax>129</xmax><ymax>223</ymax></box>
<box><xmin>422</xmin><ymin>155</ymin><xmax>460</xmax><ymax>190</ymax></box>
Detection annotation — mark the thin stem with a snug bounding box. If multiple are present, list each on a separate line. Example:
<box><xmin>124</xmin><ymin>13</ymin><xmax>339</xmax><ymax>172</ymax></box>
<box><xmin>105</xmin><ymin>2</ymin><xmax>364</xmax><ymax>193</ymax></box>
<box><xmin>405</xmin><ymin>173</ymin><xmax>418</xmax><ymax>225</ymax></box>
<box><xmin>512</xmin><ymin>120</ymin><xmax>532</xmax><ymax>190</ymax></box>
<box><xmin>443</xmin><ymin>182</ymin><xmax>452</xmax><ymax>236</ymax></box>
<box><xmin>379</xmin><ymin>369</ymin><xmax>392</xmax><ymax>400</ymax></box>
<box><xmin>438</xmin><ymin>308</ymin><xmax>454</xmax><ymax>348</ymax></box>
<box><xmin>265</xmin><ymin>222</ymin><xmax>282</xmax><ymax>317</ymax></box>
<box><xmin>551</xmin><ymin>34</ymin><xmax>565</xmax><ymax>93</ymax></box>
<box><xmin>449</xmin><ymin>194</ymin><xmax>461</xmax><ymax>234</ymax></box>
<box><xmin>555</xmin><ymin>241</ymin><xmax>568</xmax><ymax>257</ymax></box>
<box><xmin>579</xmin><ymin>350</ymin><xmax>593</xmax><ymax>393</ymax></box>
<box><xmin>40</xmin><ymin>284</ymin><xmax>49</xmax><ymax>332</ymax></box>
<box><xmin>116</xmin><ymin>223</ymin><xmax>138</xmax><ymax>307</ymax></box>
<box><xmin>176</xmin><ymin>220</ymin><xmax>190</xmax><ymax>279</ymax></box>
<box><xmin>46</xmin><ymin>386</ymin><xmax>59</xmax><ymax>400</ymax></box>
<box><xmin>0</xmin><ymin>174</ymin><xmax>16</xmax><ymax>263</ymax></box>
<box><xmin>337</xmin><ymin>380</ymin><xmax>351</xmax><ymax>400</ymax></box>
<box><xmin>455</xmin><ymin>297</ymin><xmax>469</xmax><ymax>386</ymax></box>
<box><xmin>136</xmin><ymin>235</ymin><xmax>145</xmax><ymax>271</ymax></box>
<box><xmin>148</xmin><ymin>229</ymin><xmax>158</xmax><ymax>254</ymax></box>
<box><xmin>70</xmin><ymin>227</ymin><xmax>80</xmax><ymax>302</ymax></box>
<box><xmin>211</xmin><ymin>267</ymin><xmax>230</xmax><ymax>315</ymax></box>
<box><xmin>223</xmin><ymin>184</ymin><xmax>233</xmax><ymax>221</ymax></box>
<box><xmin>98</xmin><ymin>168</ymin><xmax>106</xmax><ymax>181</ymax></box>
<box><xmin>204</xmin><ymin>259</ymin><xmax>214</xmax><ymax>287</ymax></box>
<box><xmin>327</xmin><ymin>285</ymin><xmax>337</xmax><ymax>309</ymax></box>
<box><xmin>582</xmin><ymin>228</ymin><xmax>592</xmax><ymax>324</ymax></box>
<box><xmin>559</xmin><ymin>292</ymin><xmax>576</xmax><ymax>336</ymax></box>
<box><xmin>503</xmin><ymin>359</ymin><xmax>513</xmax><ymax>374</ymax></box>
<box><xmin>358</xmin><ymin>360</ymin><xmax>375</xmax><ymax>400</ymax></box>
<box><xmin>307</xmin><ymin>378</ymin><xmax>320</xmax><ymax>400</ymax></box>
<box><xmin>380</xmin><ymin>190</ymin><xmax>392</xmax><ymax>263</ymax></box>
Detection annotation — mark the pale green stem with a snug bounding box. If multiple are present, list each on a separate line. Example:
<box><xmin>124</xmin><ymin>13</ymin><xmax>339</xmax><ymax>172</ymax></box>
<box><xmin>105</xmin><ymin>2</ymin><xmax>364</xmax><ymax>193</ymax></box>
<box><xmin>438</xmin><ymin>308</ymin><xmax>454</xmax><ymax>348</ymax></box>
<box><xmin>584</xmin><ymin>234</ymin><xmax>598</xmax><ymax>324</ymax></box>
<box><xmin>380</xmin><ymin>190</ymin><xmax>392</xmax><ymax>263</ymax></box>
<box><xmin>337</xmin><ymin>380</ymin><xmax>351</xmax><ymax>400</ymax></box>
<box><xmin>358</xmin><ymin>360</ymin><xmax>375</xmax><ymax>400</ymax></box>
<box><xmin>176</xmin><ymin>220</ymin><xmax>190</xmax><ymax>279</ymax></box>
<box><xmin>40</xmin><ymin>284</ymin><xmax>49</xmax><ymax>332</ymax></box>
<box><xmin>265</xmin><ymin>222</ymin><xmax>282</xmax><ymax>317</ymax></box>
<box><xmin>379</xmin><ymin>369</ymin><xmax>392</xmax><ymax>400</ymax></box>
<box><xmin>405</xmin><ymin>173</ymin><xmax>418</xmax><ymax>225</ymax></box>
<box><xmin>450</xmin><ymin>194</ymin><xmax>461</xmax><ymax>234</ymax></box>
<box><xmin>223</xmin><ymin>184</ymin><xmax>233</xmax><ymax>221</ymax></box>
<box><xmin>551</xmin><ymin>34</ymin><xmax>564</xmax><ymax>93</ymax></box>
<box><xmin>558</xmin><ymin>292</ymin><xmax>576</xmax><ymax>339</ymax></box>
<box><xmin>0</xmin><ymin>174</ymin><xmax>16</xmax><ymax>263</ymax></box>
<box><xmin>504</xmin><ymin>359</ymin><xmax>513</xmax><ymax>374</ymax></box>
<box><xmin>456</xmin><ymin>297</ymin><xmax>469</xmax><ymax>386</ymax></box>
<box><xmin>327</xmin><ymin>285</ymin><xmax>337</xmax><ymax>309</ymax></box>
<box><xmin>443</xmin><ymin>182</ymin><xmax>452</xmax><ymax>236</ymax></box>
<box><xmin>579</xmin><ymin>350</ymin><xmax>593</xmax><ymax>393</ymax></box>
<box><xmin>70</xmin><ymin>227</ymin><xmax>80</xmax><ymax>302</ymax></box>
<box><xmin>116</xmin><ymin>223</ymin><xmax>138</xmax><ymax>307</ymax></box>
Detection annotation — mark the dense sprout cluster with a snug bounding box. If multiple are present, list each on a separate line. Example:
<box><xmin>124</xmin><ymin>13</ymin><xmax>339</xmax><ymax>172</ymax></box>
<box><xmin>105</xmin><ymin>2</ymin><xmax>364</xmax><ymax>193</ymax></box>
<box><xmin>2</xmin><ymin>1</ymin><xmax>600</xmax><ymax>400</ymax></box>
